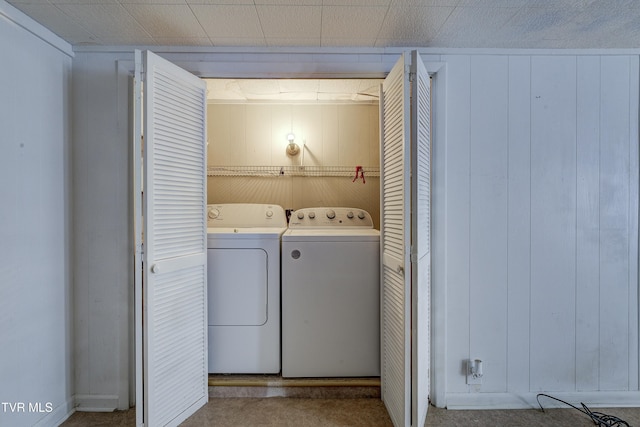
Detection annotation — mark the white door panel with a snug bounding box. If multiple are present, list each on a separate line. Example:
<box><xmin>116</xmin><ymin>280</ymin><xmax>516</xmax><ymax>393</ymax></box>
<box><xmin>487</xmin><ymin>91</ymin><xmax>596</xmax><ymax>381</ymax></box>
<box><xmin>135</xmin><ymin>49</ymin><xmax>208</xmax><ymax>427</ymax></box>
<box><xmin>380</xmin><ymin>52</ymin><xmax>411</xmax><ymax>427</ymax></box>
<box><xmin>410</xmin><ymin>50</ymin><xmax>431</xmax><ymax>427</ymax></box>
<box><xmin>380</xmin><ymin>50</ymin><xmax>431</xmax><ymax>427</ymax></box>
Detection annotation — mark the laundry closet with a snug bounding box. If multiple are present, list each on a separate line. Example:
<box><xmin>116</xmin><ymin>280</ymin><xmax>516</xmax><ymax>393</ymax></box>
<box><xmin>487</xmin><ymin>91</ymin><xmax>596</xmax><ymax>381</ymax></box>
<box><xmin>204</xmin><ymin>78</ymin><xmax>382</xmax><ymax>228</ymax></box>
<box><xmin>203</xmin><ymin>78</ymin><xmax>383</xmax><ymax>379</ymax></box>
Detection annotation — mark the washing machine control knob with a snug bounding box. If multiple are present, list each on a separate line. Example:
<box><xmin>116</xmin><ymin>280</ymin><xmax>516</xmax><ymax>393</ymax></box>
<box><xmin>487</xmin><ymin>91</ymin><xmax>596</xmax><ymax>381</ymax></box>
<box><xmin>326</xmin><ymin>210</ymin><xmax>336</xmax><ymax>219</ymax></box>
<box><xmin>266</xmin><ymin>210</ymin><xmax>273</xmax><ymax>218</ymax></box>
<box><xmin>358</xmin><ymin>211</ymin><xmax>366</xmax><ymax>220</ymax></box>
<box><xmin>308</xmin><ymin>212</ymin><xmax>316</xmax><ymax>219</ymax></box>
<box><xmin>347</xmin><ymin>211</ymin><xmax>354</xmax><ymax>219</ymax></box>
<box><xmin>208</xmin><ymin>208</ymin><xmax>220</xmax><ymax>219</ymax></box>
<box><xmin>297</xmin><ymin>211</ymin><xmax>305</xmax><ymax>220</ymax></box>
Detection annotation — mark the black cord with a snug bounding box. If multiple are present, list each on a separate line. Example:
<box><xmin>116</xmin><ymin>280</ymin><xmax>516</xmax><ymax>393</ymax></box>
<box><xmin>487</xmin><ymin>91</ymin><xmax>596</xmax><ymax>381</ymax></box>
<box><xmin>536</xmin><ymin>393</ymin><xmax>630</xmax><ymax>427</ymax></box>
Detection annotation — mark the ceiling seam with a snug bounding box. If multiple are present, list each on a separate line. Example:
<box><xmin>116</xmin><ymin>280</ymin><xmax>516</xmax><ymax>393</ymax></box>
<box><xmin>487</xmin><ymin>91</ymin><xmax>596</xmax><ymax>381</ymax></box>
<box><xmin>253</xmin><ymin>1</ymin><xmax>267</xmax><ymax>48</ymax></box>
<box><xmin>185</xmin><ymin>2</ymin><xmax>214</xmax><ymax>47</ymax></box>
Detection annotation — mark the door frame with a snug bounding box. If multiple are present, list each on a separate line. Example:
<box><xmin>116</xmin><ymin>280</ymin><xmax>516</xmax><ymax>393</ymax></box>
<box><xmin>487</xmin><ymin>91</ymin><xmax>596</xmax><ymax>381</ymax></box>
<box><xmin>118</xmin><ymin>50</ymin><xmax>448</xmax><ymax>411</ymax></box>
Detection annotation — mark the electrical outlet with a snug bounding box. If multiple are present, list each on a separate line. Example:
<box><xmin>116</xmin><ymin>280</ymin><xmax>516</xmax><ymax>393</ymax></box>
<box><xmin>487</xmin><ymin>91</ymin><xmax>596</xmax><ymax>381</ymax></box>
<box><xmin>466</xmin><ymin>359</ymin><xmax>483</xmax><ymax>385</ymax></box>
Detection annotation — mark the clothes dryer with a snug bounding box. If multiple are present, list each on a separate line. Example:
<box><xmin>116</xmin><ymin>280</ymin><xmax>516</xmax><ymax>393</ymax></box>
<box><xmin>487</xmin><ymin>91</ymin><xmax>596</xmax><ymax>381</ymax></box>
<box><xmin>281</xmin><ymin>207</ymin><xmax>380</xmax><ymax>378</ymax></box>
<box><xmin>207</xmin><ymin>203</ymin><xmax>287</xmax><ymax>374</ymax></box>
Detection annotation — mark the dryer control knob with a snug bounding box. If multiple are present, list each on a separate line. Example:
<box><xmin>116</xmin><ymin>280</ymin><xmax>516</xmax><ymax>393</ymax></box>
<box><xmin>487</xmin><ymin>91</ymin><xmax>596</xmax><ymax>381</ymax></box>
<box><xmin>208</xmin><ymin>208</ymin><xmax>220</xmax><ymax>219</ymax></box>
<box><xmin>347</xmin><ymin>211</ymin><xmax>354</xmax><ymax>219</ymax></box>
<box><xmin>266</xmin><ymin>210</ymin><xmax>273</xmax><ymax>217</ymax></box>
<box><xmin>308</xmin><ymin>212</ymin><xmax>316</xmax><ymax>219</ymax></box>
<box><xmin>358</xmin><ymin>211</ymin><xmax>366</xmax><ymax>219</ymax></box>
<box><xmin>326</xmin><ymin>210</ymin><xmax>336</xmax><ymax>219</ymax></box>
<box><xmin>297</xmin><ymin>211</ymin><xmax>305</xmax><ymax>219</ymax></box>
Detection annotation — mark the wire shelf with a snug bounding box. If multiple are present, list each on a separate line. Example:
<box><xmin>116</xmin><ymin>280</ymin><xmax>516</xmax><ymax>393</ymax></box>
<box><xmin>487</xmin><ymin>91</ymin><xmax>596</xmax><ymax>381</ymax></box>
<box><xmin>207</xmin><ymin>165</ymin><xmax>380</xmax><ymax>178</ymax></box>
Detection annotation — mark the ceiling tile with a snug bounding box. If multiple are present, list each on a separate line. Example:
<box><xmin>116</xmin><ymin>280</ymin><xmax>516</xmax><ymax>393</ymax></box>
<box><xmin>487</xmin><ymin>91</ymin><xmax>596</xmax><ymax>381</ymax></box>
<box><xmin>390</xmin><ymin>0</ymin><xmax>460</xmax><ymax>6</ymax></box>
<box><xmin>432</xmin><ymin>6</ymin><xmax>521</xmax><ymax>46</ymax></box>
<box><xmin>496</xmin><ymin>6</ymin><xmax>582</xmax><ymax>45</ymax></box>
<box><xmin>255</xmin><ymin>0</ymin><xmax>321</xmax><ymax>5</ymax></box>
<box><xmin>210</xmin><ymin>37</ymin><xmax>267</xmax><ymax>46</ymax></box>
<box><xmin>153</xmin><ymin>37</ymin><xmax>213</xmax><ymax>45</ymax></box>
<box><xmin>321</xmin><ymin>6</ymin><xmax>387</xmax><ymax>40</ymax></box>
<box><xmin>189</xmin><ymin>5</ymin><xmax>263</xmax><ymax>39</ymax></box>
<box><xmin>323</xmin><ymin>0</ymin><xmax>390</xmax><ymax>5</ymax></box>
<box><xmin>266</xmin><ymin>37</ymin><xmax>321</xmax><ymax>46</ymax></box>
<box><xmin>55</xmin><ymin>3</ymin><xmax>152</xmax><ymax>39</ymax></box>
<box><xmin>8</xmin><ymin>2</ymin><xmax>98</xmax><ymax>43</ymax></box>
<box><xmin>122</xmin><ymin>4</ymin><xmax>207</xmax><ymax>38</ymax></box>
<box><xmin>377</xmin><ymin>6</ymin><xmax>454</xmax><ymax>42</ymax></box>
<box><xmin>321</xmin><ymin>38</ymin><xmax>380</xmax><ymax>47</ymax></box>
<box><xmin>457</xmin><ymin>0</ymin><xmax>527</xmax><ymax>6</ymax></box>
<box><xmin>256</xmin><ymin>5</ymin><xmax>322</xmax><ymax>39</ymax></box>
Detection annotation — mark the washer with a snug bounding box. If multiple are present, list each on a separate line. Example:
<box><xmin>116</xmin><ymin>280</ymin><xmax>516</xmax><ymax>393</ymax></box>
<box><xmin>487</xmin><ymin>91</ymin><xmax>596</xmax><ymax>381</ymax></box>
<box><xmin>207</xmin><ymin>203</ymin><xmax>287</xmax><ymax>374</ymax></box>
<box><xmin>281</xmin><ymin>207</ymin><xmax>380</xmax><ymax>378</ymax></box>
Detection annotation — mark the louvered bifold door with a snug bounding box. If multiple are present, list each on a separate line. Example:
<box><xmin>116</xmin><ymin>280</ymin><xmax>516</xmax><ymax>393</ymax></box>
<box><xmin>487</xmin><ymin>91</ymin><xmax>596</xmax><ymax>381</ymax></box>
<box><xmin>410</xmin><ymin>50</ymin><xmax>431</xmax><ymax>427</ymax></box>
<box><xmin>142</xmin><ymin>50</ymin><xmax>208</xmax><ymax>427</ymax></box>
<box><xmin>380</xmin><ymin>52</ymin><xmax>411</xmax><ymax>427</ymax></box>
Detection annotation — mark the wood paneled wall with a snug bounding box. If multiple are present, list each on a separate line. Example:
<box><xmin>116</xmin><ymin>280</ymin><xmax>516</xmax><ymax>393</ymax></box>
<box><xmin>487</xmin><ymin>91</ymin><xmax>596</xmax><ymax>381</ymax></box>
<box><xmin>441</xmin><ymin>54</ymin><xmax>639</xmax><ymax>405</ymax></box>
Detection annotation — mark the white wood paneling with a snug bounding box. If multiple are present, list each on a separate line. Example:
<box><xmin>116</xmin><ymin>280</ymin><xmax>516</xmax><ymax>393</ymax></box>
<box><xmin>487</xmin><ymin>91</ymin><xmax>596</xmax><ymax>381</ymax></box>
<box><xmin>599</xmin><ymin>55</ymin><xmax>632</xmax><ymax>391</ymax></box>
<box><xmin>443</xmin><ymin>53</ymin><xmax>638</xmax><ymax>406</ymax></box>
<box><xmin>469</xmin><ymin>55</ymin><xmax>509</xmax><ymax>393</ymax></box>
<box><xmin>0</xmin><ymin>6</ymin><xmax>74</xmax><ymax>427</ymax></box>
<box><xmin>506</xmin><ymin>55</ymin><xmax>531</xmax><ymax>394</ymax></box>
<box><xmin>441</xmin><ymin>54</ymin><xmax>472</xmax><ymax>395</ymax></box>
<box><xmin>575</xmin><ymin>55</ymin><xmax>601</xmax><ymax>391</ymax></box>
<box><xmin>530</xmin><ymin>55</ymin><xmax>578</xmax><ymax>391</ymax></box>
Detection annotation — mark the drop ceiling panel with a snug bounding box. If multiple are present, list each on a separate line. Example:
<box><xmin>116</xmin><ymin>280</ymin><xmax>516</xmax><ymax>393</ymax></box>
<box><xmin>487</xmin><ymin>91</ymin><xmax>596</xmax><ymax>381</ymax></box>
<box><xmin>10</xmin><ymin>3</ymin><xmax>97</xmax><ymax>43</ymax></box>
<box><xmin>432</xmin><ymin>6</ymin><xmax>522</xmax><ymax>47</ymax></box>
<box><xmin>324</xmin><ymin>0</ymin><xmax>390</xmax><ymax>5</ymax></box>
<box><xmin>189</xmin><ymin>5</ymin><xmax>263</xmax><ymax>39</ymax></box>
<box><xmin>122</xmin><ymin>5</ymin><xmax>207</xmax><ymax>38</ymax></box>
<box><xmin>321</xmin><ymin>6</ymin><xmax>387</xmax><ymax>40</ymax></box>
<box><xmin>55</xmin><ymin>3</ymin><xmax>152</xmax><ymax>39</ymax></box>
<box><xmin>377</xmin><ymin>6</ymin><xmax>454</xmax><ymax>42</ymax></box>
<box><xmin>7</xmin><ymin>0</ymin><xmax>640</xmax><ymax>48</ymax></box>
<box><xmin>205</xmin><ymin>78</ymin><xmax>383</xmax><ymax>102</ymax></box>
<box><xmin>256</xmin><ymin>5</ymin><xmax>322</xmax><ymax>39</ymax></box>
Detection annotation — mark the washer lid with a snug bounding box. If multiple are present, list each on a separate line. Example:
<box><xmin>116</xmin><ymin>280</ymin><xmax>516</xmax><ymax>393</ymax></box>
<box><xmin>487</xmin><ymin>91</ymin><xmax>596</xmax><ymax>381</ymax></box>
<box><xmin>282</xmin><ymin>228</ymin><xmax>380</xmax><ymax>242</ymax></box>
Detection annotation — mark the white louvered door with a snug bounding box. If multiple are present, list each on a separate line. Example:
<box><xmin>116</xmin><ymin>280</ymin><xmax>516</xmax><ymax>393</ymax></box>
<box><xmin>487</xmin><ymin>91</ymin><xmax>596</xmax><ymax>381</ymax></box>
<box><xmin>139</xmin><ymin>50</ymin><xmax>208</xmax><ymax>427</ymax></box>
<box><xmin>410</xmin><ymin>50</ymin><xmax>431</xmax><ymax>427</ymax></box>
<box><xmin>380</xmin><ymin>52</ymin><xmax>411</xmax><ymax>427</ymax></box>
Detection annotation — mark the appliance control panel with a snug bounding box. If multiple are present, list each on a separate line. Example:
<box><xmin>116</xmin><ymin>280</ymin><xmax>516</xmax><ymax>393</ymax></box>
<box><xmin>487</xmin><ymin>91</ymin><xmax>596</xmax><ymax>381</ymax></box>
<box><xmin>288</xmin><ymin>207</ymin><xmax>374</xmax><ymax>228</ymax></box>
<box><xmin>207</xmin><ymin>203</ymin><xmax>287</xmax><ymax>228</ymax></box>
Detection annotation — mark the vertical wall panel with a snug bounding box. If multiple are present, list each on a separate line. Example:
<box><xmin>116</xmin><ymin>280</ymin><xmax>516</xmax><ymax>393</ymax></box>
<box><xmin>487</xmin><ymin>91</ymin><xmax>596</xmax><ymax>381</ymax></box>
<box><xmin>469</xmin><ymin>55</ymin><xmax>509</xmax><ymax>392</ymax></box>
<box><xmin>246</xmin><ymin>105</ymin><xmax>272</xmax><ymax>165</ymax></box>
<box><xmin>530</xmin><ymin>56</ymin><xmax>577</xmax><ymax>391</ymax></box>
<box><xmin>575</xmin><ymin>56</ymin><xmax>601</xmax><ymax>391</ymax></box>
<box><xmin>507</xmin><ymin>55</ymin><xmax>531</xmax><ymax>393</ymax></box>
<box><xmin>599</xmin><ymin>56</ymin><xmax>631</xmax><ymax>391</ymax></box>
<box><xmin>627</xmin><ymin>56</ymin><xmax>639</xmax><ymax>392</ymax></box>
<box><xmin>442</xmin><ymin>54</ymin><xmax>472</xmax><ymax>394</ymax></box>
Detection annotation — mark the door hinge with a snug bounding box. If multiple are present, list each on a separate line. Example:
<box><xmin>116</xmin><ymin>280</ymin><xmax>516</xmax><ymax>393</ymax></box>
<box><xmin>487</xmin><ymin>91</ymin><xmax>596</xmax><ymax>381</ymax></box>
<box><xmin>409</xmin><ymin>71</ymin><xmax>416</xmax><ymax>82</ymax></box>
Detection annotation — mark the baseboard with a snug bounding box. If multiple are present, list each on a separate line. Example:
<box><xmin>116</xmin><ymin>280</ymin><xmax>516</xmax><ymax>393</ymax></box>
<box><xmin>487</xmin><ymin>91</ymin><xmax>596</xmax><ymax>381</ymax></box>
<box><xmin>446</xmin><ymin>391</ymin><xmax>640</xmax><ymax>410</ymax></box>
<box><xmin>33</xmin><ymin>397</ymin><xmax>75</xmax><ymax>427</ymax></box>
<box><xmin>74</xmin><ymin>394</ymin><xmax>119</xmax><ymax>412</ymax></box>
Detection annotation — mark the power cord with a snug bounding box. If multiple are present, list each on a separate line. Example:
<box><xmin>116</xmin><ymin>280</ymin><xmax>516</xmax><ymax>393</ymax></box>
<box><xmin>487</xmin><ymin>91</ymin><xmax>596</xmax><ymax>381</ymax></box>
<box><xmin>536</xmin><ymin>393</ymin><xmax>630</xmax><ymax>427</ymax></box>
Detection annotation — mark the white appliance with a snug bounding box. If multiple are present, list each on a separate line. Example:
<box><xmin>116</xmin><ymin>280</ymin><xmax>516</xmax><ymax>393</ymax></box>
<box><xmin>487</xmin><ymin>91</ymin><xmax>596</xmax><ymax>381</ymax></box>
<box><xmin>281</xmin><ymin>207</ymin><xmax>380</xmax><ymax>378</ymax></box>
<box><xmin>207</xmin><ymin>203</ymin><xmax>287</xmax><ymax>374</ymax></box>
